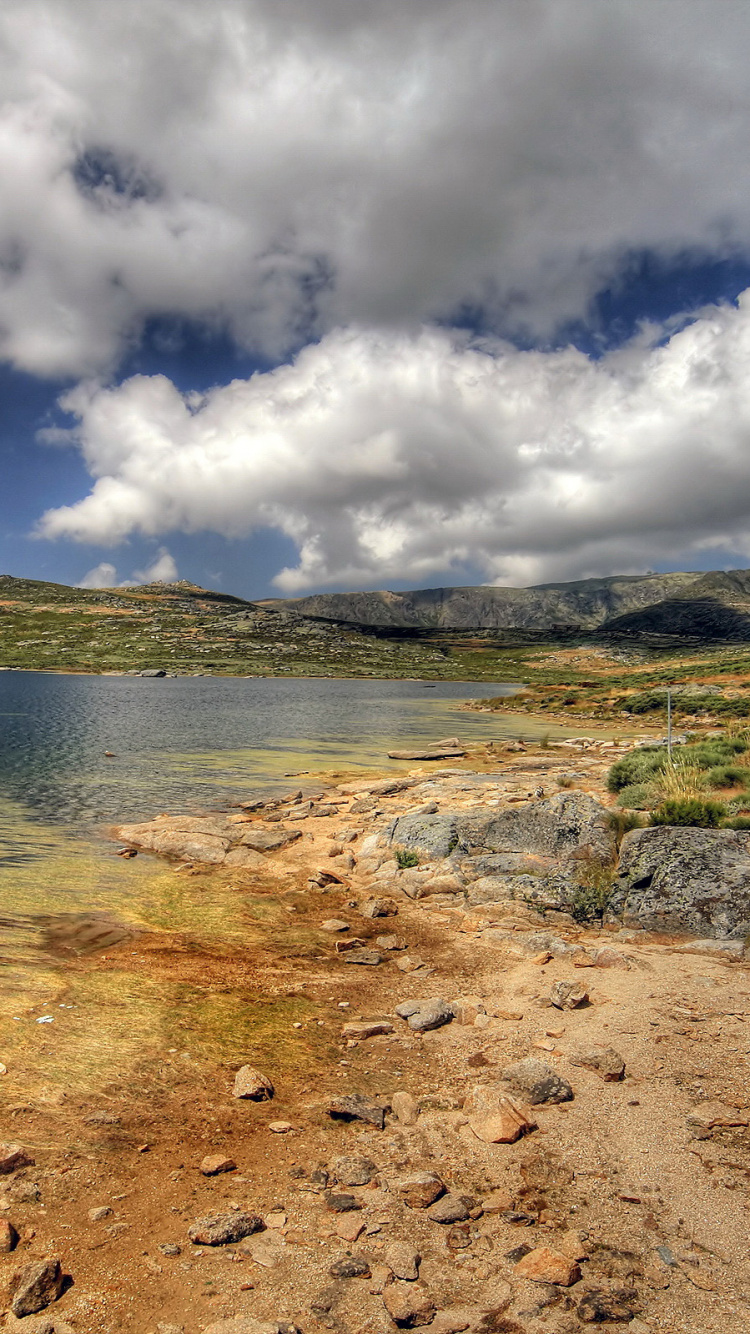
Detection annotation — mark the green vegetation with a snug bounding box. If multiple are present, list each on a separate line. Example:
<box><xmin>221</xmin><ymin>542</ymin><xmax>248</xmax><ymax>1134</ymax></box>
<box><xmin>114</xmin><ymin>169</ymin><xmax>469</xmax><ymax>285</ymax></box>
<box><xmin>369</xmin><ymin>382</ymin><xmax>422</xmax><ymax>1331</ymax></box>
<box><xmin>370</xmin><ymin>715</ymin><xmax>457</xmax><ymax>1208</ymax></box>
<box><xmin>570</xmin><ymin>856</ymin><xmax>616</xmax><ymax>923</ymax></box>
<box><xmin>650</xmin><ymin>798</ymin><xmax>727</xmax><ymax>827</ymax></box>
<box><xmin>395</xmin><ymin>847</ymin><xmax>420</xmax><ymax>868</ymax></box>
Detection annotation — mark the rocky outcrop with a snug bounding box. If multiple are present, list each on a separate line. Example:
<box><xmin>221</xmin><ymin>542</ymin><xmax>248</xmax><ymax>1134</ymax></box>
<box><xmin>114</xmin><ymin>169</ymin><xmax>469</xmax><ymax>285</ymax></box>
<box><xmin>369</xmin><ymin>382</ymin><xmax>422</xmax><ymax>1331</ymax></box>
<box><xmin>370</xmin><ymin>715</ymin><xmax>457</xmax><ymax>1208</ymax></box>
<box><xmin>113</xmin><ymin>813</ymin><xmax>301</xmax><ymax>867</ymax></box>
<box><xmin>611</xmin><ymin>826</ymin><xmax>750</xmax><ymax>937</ymax></box>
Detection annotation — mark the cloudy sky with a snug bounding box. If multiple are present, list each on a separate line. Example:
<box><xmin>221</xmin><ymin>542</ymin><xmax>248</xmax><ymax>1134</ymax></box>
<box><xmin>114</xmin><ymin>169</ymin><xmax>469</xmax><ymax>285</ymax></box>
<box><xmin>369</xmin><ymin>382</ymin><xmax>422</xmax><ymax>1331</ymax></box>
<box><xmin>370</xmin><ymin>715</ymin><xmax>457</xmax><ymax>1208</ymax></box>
<box><xmin>4</xmin><ymin>0</ymin><xmax>750</xmax><ymax>598</ymax></box>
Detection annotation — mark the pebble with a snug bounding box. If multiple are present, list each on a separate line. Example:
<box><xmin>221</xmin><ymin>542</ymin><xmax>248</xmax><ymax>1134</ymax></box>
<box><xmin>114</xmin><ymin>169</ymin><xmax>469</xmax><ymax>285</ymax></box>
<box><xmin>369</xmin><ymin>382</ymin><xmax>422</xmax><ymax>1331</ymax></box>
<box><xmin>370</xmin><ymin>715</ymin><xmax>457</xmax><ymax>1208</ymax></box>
<box><xmin>0</xmin><ymin>1218</ymin><xmax>18</xmax><ymax>1251</ymax></box>
<box><xmin>343</xmin><ymin>949</ymin><xmax>383</xmax><ymax>966</ymax></box>
<box><xmin>513</xmin><ymin>1245</ymin><xmax>582</xmax><ymax>1286</ymax></box>
<box><xmin>327</xmin><ymin>1094</ymin><xmax>387</xmax><ymax>1129</ymax></box>
<box><xmin>464</xmin><ymin>1088</ymin><xmax>537</xmax><ymax>1144</ymax></box>
<box><xmin>360</xmin><ymin>897</ymin><xmax>399</xmax><ymax>918</ymax></box>
<box><xmin>0</xmin><ymin>1144</ymin><xmax>35</xmax><ymax>1175</ymax></box>
<box><xmin>395</xmin><ymin>998</ymin><xmax>454</xmax><ymax>1032</ymax></box>
<box><xmin>426</xmin><ymin>1193</ymin><xmax>471</xmax><ymax>1224</ymax></box>
<box><xmin>329</xmin><ymin>1254</ymin><xmax>371</xmax><ymax>1279</ymax></box>
<box><xmin>320</xmin><ymin>920</ymin><xmax>350</xmax><ymax>932</ymax></box>
<box><xmin>88</xmin><ymin>1205</ymin><xmax>113</xmax><ymax>1222</ymax></box>
<box><xmin>396</xmin><ymin>1172</ymin><xmax>445</xmax><ymax>1209</ymax></box>
<box><xmin>233</xmin><ymin>1066</ymin><xmax>274</xmax><ymax>1101</ymax></box>
<box><xmin>333</xmin><ymin>1154</ymin><xmax>377</xmax><ymax>1186</ymax></box>
<box><xmin>325</xmin><ymin>1192</ymin><xmax>362</xmax><ymax>1213</ymax></box>
<box><xmin>200</xmin><ymin>1154</ymin><xmax>237</xmax><ymax>1176</ymax></box>
<box><xmin>577</xmin><ymin>1287</ymin><xmax>641</xmax><ymax>1321</ymax></box>
<box><xmin>268</xmin><ymin>1121</ymin><xmax>294</xmax><ymax>1133</ymax></box>
<box><xmin>549</xmin><ymin>981</ymin><xmax>589</xmax><ymax>1010</ymax></box>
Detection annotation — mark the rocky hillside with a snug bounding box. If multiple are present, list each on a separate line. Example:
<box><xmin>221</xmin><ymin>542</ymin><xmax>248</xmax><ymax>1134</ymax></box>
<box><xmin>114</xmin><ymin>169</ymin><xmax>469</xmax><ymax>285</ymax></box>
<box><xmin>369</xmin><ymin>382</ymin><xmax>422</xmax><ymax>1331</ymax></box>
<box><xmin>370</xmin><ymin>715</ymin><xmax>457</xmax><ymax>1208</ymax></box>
<box><xmin>260</xmin><ymin>572</ymin><xmax>704</xmax><ymax>631</ymax></box>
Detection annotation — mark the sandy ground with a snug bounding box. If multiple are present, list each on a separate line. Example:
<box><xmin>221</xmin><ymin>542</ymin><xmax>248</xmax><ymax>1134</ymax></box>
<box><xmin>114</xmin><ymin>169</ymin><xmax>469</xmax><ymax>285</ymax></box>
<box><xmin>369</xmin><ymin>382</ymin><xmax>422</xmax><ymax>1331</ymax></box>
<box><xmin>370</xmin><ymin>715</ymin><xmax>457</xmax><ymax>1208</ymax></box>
<box><xmin>1</xmin><ymin>739</ymin><xmax>749</xmax><ymax>1334</ymax></box>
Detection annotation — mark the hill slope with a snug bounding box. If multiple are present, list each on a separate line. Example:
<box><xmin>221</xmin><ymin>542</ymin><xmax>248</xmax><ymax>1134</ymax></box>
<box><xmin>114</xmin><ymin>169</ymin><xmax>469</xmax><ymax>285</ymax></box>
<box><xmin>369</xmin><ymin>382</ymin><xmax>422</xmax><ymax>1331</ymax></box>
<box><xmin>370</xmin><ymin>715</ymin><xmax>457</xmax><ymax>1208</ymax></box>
<box><xmin>260</xmin><ymin>572</ymin><xmax>704</xmax><ymax>630</ymax></box>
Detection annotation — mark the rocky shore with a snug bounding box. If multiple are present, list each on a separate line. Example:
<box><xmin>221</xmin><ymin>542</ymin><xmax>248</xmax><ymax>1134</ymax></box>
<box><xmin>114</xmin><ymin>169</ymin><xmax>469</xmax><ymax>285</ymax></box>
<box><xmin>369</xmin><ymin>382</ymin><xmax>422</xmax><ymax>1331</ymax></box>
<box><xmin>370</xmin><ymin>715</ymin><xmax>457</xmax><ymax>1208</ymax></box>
<box><xmin>2</xmin><ymin>736</ymin><xmax>750</xmax><ymax>1333</ymax></box>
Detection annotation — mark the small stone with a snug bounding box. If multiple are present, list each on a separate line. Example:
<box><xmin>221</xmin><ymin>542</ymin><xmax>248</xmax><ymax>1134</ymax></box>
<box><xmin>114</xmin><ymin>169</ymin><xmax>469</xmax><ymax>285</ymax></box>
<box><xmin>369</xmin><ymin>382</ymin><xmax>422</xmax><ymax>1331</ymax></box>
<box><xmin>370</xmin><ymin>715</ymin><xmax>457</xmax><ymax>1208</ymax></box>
<box><xmin>327</xmin><ymin>1094</ymin><xmax>388</xmax><ymax>1129</ymax></box>
<box><xmin>426</xmin><ymin>1193</ymin><xmax>471</xmax><ymax>1224</ymax></box>
<box><xmin>329</xmin><ymin>1254</ymin><xmax>371</xmax><ymax>1279</ymax></box>
<box><xmin>333</xmin><ymin>1155</ymin><xmax>377</xmax><ymax>1186</ymax></box>
<box><xmin>465</xmin><ymin>1088</ymin><xmax>537</xmax><ymax>1143</ymax></box>
<box><xmin>592</xmin><ymin>947</ymin><xmax>631</xmax><ymax>969</ymax></box>
<box><xmin>344</xmin><ymin>949</ymin><xmax>383</xmax><ymax>966</ymax></box>
<box><xmin>577</xmin><ymin>1287</ymin><xmax>641</xmax><ymax>1322</ymax></box>
<box><xmin>88</xmin><ymin>1205</ymin><xmax>113</xmax><ymax>1222</ymax></box>
<box><xmin>557</xmin><ymin>1230</ymin><xmax>589</xmax><ymax>1261</ymax></box>
<box><xmin>268</xmin><ymin>1121</ymin><xmax>293</xmax><ymax>1134</ymax></box>
<box><xmin>513</xmin><ymin>1245</ymin><xmax>582</xmax><ymax>1286</ymax></box>
<box><xmin>549</xmin><ymin>981</ymin><xmax>589</xmax><ymax>1010</ymax></box>
<box><xmin>241</xmin><ymin>1231</ymin><xmax>286</xmax><ymax>1268</ymax></box>
<box><xmin>200</xmin><ymin>1154</ymin><xmax>237</xmax><ymax>1176</ymax></box>
<box><xmin>686</xmin><ymin>1100</ymin><xmax>750</xmax><ymax>1139</ymax></box>
<box><xmin>395</xmin><ymin>998</ymin><xmax>454</xmax><ymax>1032</ymax></box>
<box><xmin>264</xmin><ymin>1210</ymin><xmax>287</xmax><ymax>1229</ymax></box>
<box><xmin>360</xmin><ymin>898</ymin><xmax>398</xmax><ymax>918</ymax></box>
<box><xmin>0</xmin><ymin>1144</ymin><xmax>34</xmax><ymax>1175</ymax></box>
<box><xmin>321</xmin><ymin>920</ymin><xmax>351</xmax><ymax>932</ymax></box>
<box><xmin>502</xmin><ymin>1057</ymin><xmax>574</xmax><ymax>1105</ymax></box>
<box><xmin>391</xmin><ymin>1091</ymin><xmax>419</xmax><ymax>1125</ymax></box>
<box><xmin>385</xmin><ymin>1241</ymin><xmax>421</xmax><ymax>1280</ymax></box>
<box><xmin>451</xmin><ymin>996</ymin><xmax>486</xmax><ymax>1026</ymax></box>
<box><xmin>188</xmin><ymin>1211</ymin><xmax>264</xmax><ymax>1246</ymax></box>
<box><xmin>375</xmin><ymin>934</ymin><xmax>407</xmax><ymax>950</ymax></box>
<box><xmin>335</xmin><ymin>1215</ymin><xmax>365</xmax><ymax>1243</ymax></box>
<box><xmin>0</xmin><ymin>1219</ymin><xmax>18</xmax><ymax>1251</ymax></box>
<box><xmin>10</xmin><ymin>1179</ymin><xmax>40</xmax><ymax>1203</ymax></box>
<box><xmin>159</xmin><ymin>1243</ymin><xmax>182</xmax><ymax>1256</ymax></box>
<box><xmin>396</xmin><ymin>1172</ymin><xmax>445</xmax><ymax>1209</ymax></box>
<box><xmin>9</xmin><ymin>1258</ymin><xmax>64</xmax><ymax>1317</ymax></box>
<box><xmin>382</xmin><ymin>1281</ymin><xmax>436</xmax><ymax>1327</ymax></box>
<box><xmin>570</xmin><ymin>1046</ymin><xmax>626</xmax><ymax>1081</ymax></box>
<box><xmin>325</xmin><ymin>1192</ymin><xmax>362</xmax><ymax>1213</ymax></box>
<box><xmin>342</xmin><ymin>1020</ymin><xmax>394</xmax><ymax>1039</ymax></box>
<box><xmin>368</xmin><ymin>1262</ymin><xmax>393</xmax><ymax>1295</ymax></box>
<box><xmin>233</xmin><ymin>1066</ymin><xmax>274</xmax><ymax>1100</ymax></box>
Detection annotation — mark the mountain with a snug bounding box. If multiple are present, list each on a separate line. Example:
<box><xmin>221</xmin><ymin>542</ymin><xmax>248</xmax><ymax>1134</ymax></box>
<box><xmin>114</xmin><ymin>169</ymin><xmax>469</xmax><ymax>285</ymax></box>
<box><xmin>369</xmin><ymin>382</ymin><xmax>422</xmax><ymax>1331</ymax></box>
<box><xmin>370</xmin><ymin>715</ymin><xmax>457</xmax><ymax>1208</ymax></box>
<box><xmin>259</xmin><ymin>572</ymin><xmax>705</xmax><ymax>632</ymax></box>
<box><xmin>601</xmin><ymin>569</ymin><xmax>750</xmax><ymax>640</ymax></box>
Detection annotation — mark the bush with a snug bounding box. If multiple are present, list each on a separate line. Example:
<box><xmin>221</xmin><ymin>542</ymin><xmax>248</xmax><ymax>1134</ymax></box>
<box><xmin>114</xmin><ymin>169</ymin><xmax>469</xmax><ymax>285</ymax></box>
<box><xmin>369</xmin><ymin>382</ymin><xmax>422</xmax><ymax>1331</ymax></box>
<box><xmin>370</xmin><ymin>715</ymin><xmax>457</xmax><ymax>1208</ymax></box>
<box><xmin>706</xmin><ymin>764</ymin><xmax>750</xmax><ymax>789</ymax></box>
<box><xmin>607</xmin><ymin>748</ymin><xmax>666</xmax><ymax>793</ymax></box>
<box><xmin>723</xmin><ymin>815</ymin><xmax>750</xmax><ymax>829</ymax></box>
<box><xmin>570</xmin><ymin>857</ymin><xmax>615</xmax><ymax>923</ymax></box>
<box><xmin>395</xmin><ymin>847</ymin><xmax>420</xmax><ymax>868</ymax></box>
<box><xmin>616</xmin><ymin>783</ymin><xmax>655</xmax><ymax>810</ymax></box>
<box><xmin>650</xmin><ymin>798</ymin><xmax>726</xmax><ymax>828</ymax></box>
<box><xmin>607</xmin><ymin>809</ymin><xmax>645</xmax><ymax>843</ymax></box>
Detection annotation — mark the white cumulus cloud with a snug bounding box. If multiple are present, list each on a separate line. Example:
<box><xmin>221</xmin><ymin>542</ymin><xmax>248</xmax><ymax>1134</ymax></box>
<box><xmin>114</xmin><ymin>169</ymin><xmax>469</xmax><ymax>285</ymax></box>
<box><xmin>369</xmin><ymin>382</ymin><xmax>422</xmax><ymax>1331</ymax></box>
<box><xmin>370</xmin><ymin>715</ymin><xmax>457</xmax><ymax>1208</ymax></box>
<box><xmin>2</xmin><ymin>0</ymin><xmax>750</xmax><ymax>374</ymax></box>
<box><xmin>77</xmin><ymin>546</ymin><xmax>178</xmax><ymax>588</ymax></box>
<box><xmin>42</xmin><ymin>298</ymin><xmax>750</xmax><ymax>589</ymax></box>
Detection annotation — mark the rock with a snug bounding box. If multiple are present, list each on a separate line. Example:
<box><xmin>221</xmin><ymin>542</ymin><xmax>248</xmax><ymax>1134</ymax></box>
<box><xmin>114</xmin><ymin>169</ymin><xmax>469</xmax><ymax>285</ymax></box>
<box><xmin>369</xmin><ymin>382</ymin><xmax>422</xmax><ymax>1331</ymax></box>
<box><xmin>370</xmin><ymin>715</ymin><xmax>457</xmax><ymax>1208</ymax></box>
<box><xmin>570</xmin><ymin>1046</ymin><xmax>626</xmax><ymax>1081</ymax></box>
<box><xmin>430</xmin><ymin>1308</ymin><xmax>482</xmax><ymax>1334</ymax></box>
<box><xmin>396</xmin><ymin>1172</ymin><xmax>445</xmax><ymax>1209</ymax></box>
<box><xmin>513</xmin><ymin>1246</ymin><xmax>582</xmax><ymax>1286</ymax></box>
<box><xmin>360</xmin><ymin>897</ymin><xmax>398</xmax><ymax>918</ymax></box>
<box><xmin>686</xmin><ymin>1100</ymin><xmax>750</xmax><ymax>1139</ymax></box>
<box><xmin>329</xmin><ymin>1254</ymin><xmax>371</xmax><ymax>1279</ymax></box>
<box><xmin>395</xmin><ymin>998</ymin><xmax>454</xmax><ymax>1032</ymax></box>
<box><xmin>451</xmin><ymin>996</ymin><xmax>486</xmax><ymax>1026</ymax></box>
<box><xmin>0</xmin><ymin>1219</ymin><xmax>18</xmax><ymax>1251</ymax></box>
<box><xmin>87</xmin><ymin>1205</ymin><xmax>112</xmax><ymax>1222</ymax></box>
<box><xmin>238</xmin><ymin>827</ymin><xmax>302</xmax><ymax>852</ymax></box>
<box><xmin>233</xmin><ymin>1066</ymin><xmax>274</xmax><ymax>1100</ymax></box>
<box><xmin>335</xmin><ymin>936</ymin><xmax>367</xmax><ymax>953</ymax></box>
<box><xmin>577</xmin><ymin>1287</ymin><xmax>641</xmax><ymax>1321</ymax></box>
<box><xmin>9</xmin><ymin>1258</ymin><xmax>65</xmax><ymax>1317</ymax></box>
<box><xmin>333</xmin><ymin>1155</ymin><xmax>377</xmax><ymax>1186</ymax></box>
<box><xmin>481</xmin><ymin>1189</ymin><xmax>515</xmax><ymax>1214</ymax></box>
<box><xmin>0</xmin><ymin>1144</ymin><xmax>34</xmax><ymax>1174</ymax></box>
<box><xmin>241</xmin><ymin>1231</ymin><xmax>286</xmax><ymax>1267</ymax></box>
<box><xmin>139</xmin><ymin>668</ymin><xmax>166</xmax><ymax>677</ymax></box>
<box><xmin>203</xmin><ymin>1322</ymin><xmax>285</xmax><ymax>1334</ymax></box>
<box><xmin>4</xmin><ymin>1316</ymin><xmax>57</xmax><ymax>1334</ymax></box>
<box><xmin>556</xmin><ymin>1230</ymin><xmax>589</xmax><ymax>1261</ymax></box>
<box><xmin>10</xmin><ymin>1179</ymin><xmax>40</xmax><ymax>1203</ymax></box>
<box><xmin>327</xmin><ymin>1094</ymin><xmax>388</xmax><ymax>1129</ymax></box>
<box><xmin>375</xmin><ymin>934</ymin><xmax>407</xmax><ymax>950</ymax></box>
<box><xmin>342</xmin><ymin>1019</ymin><xmax>394</xmax><ymax>1040</ymax></box>
<box><xmin>464</xmin><ymin>1088</ymin><xmax>537</xmax><ymax>1144</ymax></box>
<box><xmin>613</xmin><ymin>826</ymin><xmax>750</xmax><ymax>937</ymax></box>
<box><xmin>385</xmin><ymin>1241</ymin><xmax>421</xmax><ymax>1280</ymax></box>
<box><xmin>115</xmin><ymin>815</ymin><xmax>231</xmax><ymax>863</ymax></box>
<box><xmin>426</xmin><ymin>1194</ymin><xmax>471</xmax><ymax>1224</ymax></box>
<box><xmin>268</xmin><ymin>1121</ymin><xmax>293</xmax><ymax>1133</ymax></box>
<box><xmin>391</xmin><ymin>1091</ymin><xmax>419</xmax><ymax>1125</ymax></box>
<box><xmin>343</xmin><ymin>949</ymin><xmax>383</xmax><ymax>966</ymax></box>
<box><xmin>321</xmin><ymin>919</ymin><xmax>351</xmax><ymax>932</ymax></box>
<box><xmin>385</xmin><ymin>814</ymin><xmax>461</xmax><ymax>859</ymax></box>
<box><xmin>387</xmin><ymin>748</ymin><xmax>466</xmax><ymax>760</ymax></box>
<box><xmin>592</xmin><ymin>947</ymin><xmax>631</xmax><ymax>969</ymax></box>
<box><xmin>549</xmin><ymin>980</ymin><xmax>589</xmax><ymax>1010</ymax></box>
<box><xmin>501</xmin><ymin>1057</ymin><xmax>574</xmax><ymax>1104</ymax></box>
<box><xmin>335</xmin><ymin>1215</ymin><xmax>365</xmax><ymax>1243</ymax></box>
<box><xmin>382</xmin><ymin>1281</ymin><xmax>436</xmax><ymax>1326</ymax></box>
<box><xmin>200</xmin><ymin>1154</ymin><xmax>237</xmax><ymax>1175</ymax></box>
<box><xmin>187</xmin><ymin>1211</ymin><xmax>264</xmax><ymax>1246</ymax></box>
<box><xmin>159</xmin><ymin>1243</ymin><xmax>182</xmax><ymax>1256</ymax></box>
<box><xmin>325</xmin><ymin>1192</ymin><xmax>361</xmax><ymax>1213</ymax></box>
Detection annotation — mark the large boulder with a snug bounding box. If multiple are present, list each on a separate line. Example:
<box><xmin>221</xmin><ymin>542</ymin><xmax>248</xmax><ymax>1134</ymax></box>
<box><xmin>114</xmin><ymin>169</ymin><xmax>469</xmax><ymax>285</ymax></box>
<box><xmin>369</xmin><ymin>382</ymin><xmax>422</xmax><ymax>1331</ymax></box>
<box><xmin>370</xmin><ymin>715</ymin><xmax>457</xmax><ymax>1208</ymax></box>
<box><xmin>612</xmin><ymin>826</ymin><xmax>750</xmax><ymax>937</ymax></box>
<box><xmin>115</xmin><ymin>815</ymin><xmax>231</xmax><ymax>863</ymax></box>
<box><xmin>387</xmin><ymin>793</ymin><xmax>614</xmax><ymax>865</ymax></box>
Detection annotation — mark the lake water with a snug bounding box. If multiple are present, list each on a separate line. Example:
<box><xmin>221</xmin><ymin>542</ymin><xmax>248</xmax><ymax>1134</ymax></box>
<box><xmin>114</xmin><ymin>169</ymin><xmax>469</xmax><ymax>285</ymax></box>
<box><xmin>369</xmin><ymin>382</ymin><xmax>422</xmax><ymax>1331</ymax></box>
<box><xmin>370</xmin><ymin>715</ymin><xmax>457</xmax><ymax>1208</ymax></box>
<box><xmin>0</xmin><ymin>671</ymin><xmax>547</xmax><ymax>1096</ymax></box>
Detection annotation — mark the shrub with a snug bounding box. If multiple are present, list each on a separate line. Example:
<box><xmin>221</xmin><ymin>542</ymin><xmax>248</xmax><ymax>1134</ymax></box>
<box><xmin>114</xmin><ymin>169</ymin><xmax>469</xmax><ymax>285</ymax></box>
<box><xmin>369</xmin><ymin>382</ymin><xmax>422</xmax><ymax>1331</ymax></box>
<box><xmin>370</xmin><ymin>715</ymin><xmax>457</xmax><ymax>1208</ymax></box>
<box><xmin>607</xmin><ymin>809</ymin><xmax>645</xmax><ymax>843</ymax></box>
<box><xmin>616</xmin><ymin>783</ymin><xmax>656</xmax><ymax>810</ymax></box>
<box><xmin>570</xmin><ymin>857</ymin><xmax>615</xmax><ymax>924</ymax></box>
<box><xmin>706</xmin><ymin>764</ymin><xmax>750</xmax><ymax>789</ymax></box>
<box><xmin>724</xmin><ymin>815</ymin><xmax>750</xmax><ymax>829</ymax></box>
<box><xmin>650</xmin><ymin>798</ymin><xmax>726</xmax><ymax>828</ymax></box>
<box><xmin>656</xmin><ymin>761</ymin><xmax>708</xmax><ymax>801</ymax></box>
<box><xmin>607</xmin><ymin>748</ymin><xmax>666</xmax><ymax>793</ymax></box>
<box><xmin>395</xmin><ymin>847</ymin><xmax>420</xmax><ymax>868</ymax></box>
<box><xmin>557</xmin><ymin>773</ymin><xmax>574</xmax><ymax>789</ymax></box>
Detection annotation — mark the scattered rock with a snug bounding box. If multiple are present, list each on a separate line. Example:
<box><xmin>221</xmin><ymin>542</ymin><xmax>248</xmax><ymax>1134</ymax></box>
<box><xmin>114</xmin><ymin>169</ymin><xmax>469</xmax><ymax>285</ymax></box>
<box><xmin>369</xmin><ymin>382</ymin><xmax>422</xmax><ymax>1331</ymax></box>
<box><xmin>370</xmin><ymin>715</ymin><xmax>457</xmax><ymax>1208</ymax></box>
<box><xmin>396</xmin><ymin>1172</ymin><xmax>445</xmax><ymax>1209</ymax></box>
<box><xmin>451</xmin><ymin>996</ymin><xmax>486</xmax><ymax>1026</ymax></box>
<box><xmin>343</xmin><ymin>948</ymin><xmax>383</xmax><ymax>966</ymax></box>
<box><xmin>686</xmin><ymin>1101</ymin><xmax>750</xmax><ymax>1139</ymax></box>
<box><xmin>426</xmin><ymin>1193</ymin><xmax>471</xmax><ymax>1224</ymax></box>
<box><xmin>465</xmin><ymin>1087</ymin><xmax>537</xmax><ymax>1143</ymax></box>
<box><xmin>395</xmin><ymin>998</ymin><xmax>454</xmax><ymax>1032</ymax></box>
<box><xmin>241</xmin><ymin>1231</ymin><xmax>286</xmax><ymax>1268</ymax></box>
<box><xmin>327</xmin><ymin>1094</ymin><xmax>388</xmax><ymax>1129</ymax></box>
<box><xmin>391</xmin><ymin>1091</ymin><xmax>419</xmax><ymax>1125</ymax></box>
<box><xmin>233</xmin><ymin>1066</ymin><xmax>274</xmax><ymax>1100</ymax></box>
<box><xmin>188</xmin><ymin>1211</ymin><xmax>264</xmax><ymax>1246</ymax></box>
<box><xmin>375</xmin><ymin>934</ymin><xmax>407</xmax><ymax>950</ymax></box>
<box><xmin>570</xmin><ymin>1046</ymin><xmax>626</xmax><ymax>1081</ymax></box>
<box><xmin>385</xmin><ymin>1241</ymin><xmax>421</xmax><ymax>1281</ymax></box>
<box><xmin>325</xmin><ymin>1192</ymin><xmax>362</xmax><ymax>1213</ymax></box>
<box><xmin>9</xmin><ymin>1258</ymin><xmax>65</xmax><ymax>1317</ymax></box>
<box><xmin>0</xmin><ymin>1219</ymin><xmax>18</xmax><ymax>1251</ymax></box>
<box><xmin>360</xmin><ymin>898</ymin><xmax>398</xmax><ymax>918</ymax></box>
<box><xmin>502</xmin><ymin>1057</ymin><xmax>574</xmax><ymax>1104</ymax></box>
<box><xmin>200</xmin><ymin>1154</ymin><xmax>237</xmax><ymax>1175</ymax></box>
<box><xmin>592</xmin><ymin>947</ymin><xmax>631</xmax><ymax>969</ymax></box>
<box><xmin>329</xmin><ymin>1254</ymin><xmax>371</xmax><ymax>1279</ymax></box>
<box><xmin>549</xmin><ymin>981</ymin><xmax>589</xmax><ymax>1010</ymax></box>
<box><xmin>87</xmin><ymin>1205</ymin><xmax>112</xmax><ymax>1222</ymax></box>
<box><xmin>320</xmin><ymin>920</ymin><xmax>351</xmax><ymax>932</ymax></box>
<box><xmin>577</xmin><ymin>1286</ymin><xmax>641</xmax><ymax>1322</ymax></box>
<box><xmin>0</xmin><ymin>1144</ymin><xmax>34</xmax><ymax>1174</ymax></box>
<box><xmin>513</xmin><ymin>1245</ymin><xmax>582</xmax><ymax>1286</ymax></box>
<box><xmin>268</xmin><ymin>1121</ymin><xmax>293</xmax><ymax>1134</ymax></box>
<box><xmin>333</xmin><ymin>1155</ymin><xmax>377</xmax><ymax>1186</ymax></box>
<box><xmin>382</xmin><ymin>1280</ymin><xmax>436</xmax><ymax>1326</ymax></box>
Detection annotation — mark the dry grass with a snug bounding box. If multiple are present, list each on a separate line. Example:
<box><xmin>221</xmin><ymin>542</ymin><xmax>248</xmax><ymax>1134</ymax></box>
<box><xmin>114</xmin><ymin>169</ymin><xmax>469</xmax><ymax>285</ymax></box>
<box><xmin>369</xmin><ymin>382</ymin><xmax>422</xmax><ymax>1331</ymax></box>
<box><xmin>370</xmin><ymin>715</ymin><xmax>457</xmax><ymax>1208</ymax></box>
<box><xmin>655</xmin><ymin>759</ymin><xmax>709</xmax><ymax>801</ymax></box>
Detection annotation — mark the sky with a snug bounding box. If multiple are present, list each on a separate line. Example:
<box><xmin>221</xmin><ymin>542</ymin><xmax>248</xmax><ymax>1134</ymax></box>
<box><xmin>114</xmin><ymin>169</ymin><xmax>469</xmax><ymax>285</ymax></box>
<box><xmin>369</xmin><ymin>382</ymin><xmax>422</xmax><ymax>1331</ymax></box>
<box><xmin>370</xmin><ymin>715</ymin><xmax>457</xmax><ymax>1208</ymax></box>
<box><xmin>4</xmin><ymin>1</ymin><xmax>750</xmax><ymax>600</ymax></box>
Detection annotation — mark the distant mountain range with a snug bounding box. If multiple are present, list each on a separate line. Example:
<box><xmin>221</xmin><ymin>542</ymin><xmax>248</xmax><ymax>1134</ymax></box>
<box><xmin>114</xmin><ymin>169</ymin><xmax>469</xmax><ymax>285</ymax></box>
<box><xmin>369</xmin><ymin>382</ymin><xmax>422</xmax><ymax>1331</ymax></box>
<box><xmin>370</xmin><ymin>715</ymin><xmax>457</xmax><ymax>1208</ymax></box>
<box><xmin>261</xmin><ymin>569</ymin><xmax>750</xmax><ymax>641</ymax></box>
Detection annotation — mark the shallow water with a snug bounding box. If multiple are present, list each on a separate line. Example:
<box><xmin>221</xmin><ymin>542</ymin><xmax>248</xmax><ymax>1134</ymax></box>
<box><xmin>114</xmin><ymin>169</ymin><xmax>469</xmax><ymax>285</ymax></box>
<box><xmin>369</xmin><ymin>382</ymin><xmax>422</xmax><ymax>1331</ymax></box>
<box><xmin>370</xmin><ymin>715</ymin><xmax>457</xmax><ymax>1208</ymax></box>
<box><xmin>0</xmin><ymin>672</ymin><xmax>547</xmax><ymax>1096</ymax></box>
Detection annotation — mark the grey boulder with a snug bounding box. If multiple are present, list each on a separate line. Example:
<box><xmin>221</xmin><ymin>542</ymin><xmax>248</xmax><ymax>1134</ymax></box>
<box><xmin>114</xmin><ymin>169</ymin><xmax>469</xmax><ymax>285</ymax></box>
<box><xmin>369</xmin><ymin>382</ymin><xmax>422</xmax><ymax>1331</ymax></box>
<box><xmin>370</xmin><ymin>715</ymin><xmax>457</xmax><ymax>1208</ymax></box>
<box><xmin>612</xmin><ymin>826</ymin><xmax>750</xmax><ymax>937</ymax></box>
